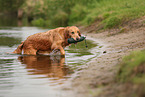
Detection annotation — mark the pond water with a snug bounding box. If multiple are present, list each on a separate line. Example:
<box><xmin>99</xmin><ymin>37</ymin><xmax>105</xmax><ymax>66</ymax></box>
<box><xmin>0</xmin><ymin>27</ymin><xmax>101</xmax><ymax>97</ymax></box>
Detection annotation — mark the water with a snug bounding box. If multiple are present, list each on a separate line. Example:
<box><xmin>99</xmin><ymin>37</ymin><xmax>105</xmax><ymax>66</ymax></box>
<box><xmin>0</xmin><ymin>27</ymin><xmax>101</xmax><ymax>97</ymax></box>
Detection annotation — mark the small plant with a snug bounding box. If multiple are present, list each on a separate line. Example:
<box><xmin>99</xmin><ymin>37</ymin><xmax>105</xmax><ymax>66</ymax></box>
<box><xmin>31</xmin><ymin>18</ymin><xmax>45</xmax><ymax>27</ymax></box>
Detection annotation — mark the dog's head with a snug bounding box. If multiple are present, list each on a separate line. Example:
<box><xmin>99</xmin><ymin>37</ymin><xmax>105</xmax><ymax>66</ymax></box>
<box><xmin>64</xmin><ymin>26</ymin><xmax>81</xmax><ymax>41</ymax></box>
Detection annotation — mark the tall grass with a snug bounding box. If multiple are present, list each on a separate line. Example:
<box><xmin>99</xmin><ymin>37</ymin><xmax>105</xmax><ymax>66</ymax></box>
<box><xmin>82</xmin><ymin>0</ymin><xmax>145</xmax><ymax>29</ymax></box>
<box><xmin>116</xmin><ymin>50</ymin><xmax>145</xmax><ymax>97</ymax></box>
<box><xmin>117</xmin><ymin>50</ymin><xmax>145</xmax><ymax>83</ymax></box>
<box><xmin>23</xmin><ymin>0</ymin><xmax>145</xmax><ymax>28</ymax></box>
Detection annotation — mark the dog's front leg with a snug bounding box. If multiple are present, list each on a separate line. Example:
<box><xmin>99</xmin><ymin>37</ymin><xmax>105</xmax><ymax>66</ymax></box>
<box><xmin>59</xmin><ymin>46</ymin><xmax>65</xmax><ymax>55</ymax></box>
<box><xmin>51</xmin><ymin>43</ymin><xmax>65</xmax><ymax>56</ymax></box>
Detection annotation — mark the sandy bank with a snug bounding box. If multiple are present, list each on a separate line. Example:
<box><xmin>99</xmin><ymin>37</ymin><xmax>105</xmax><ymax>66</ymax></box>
<box><xmin>61</xmin><ymin>17</ymin><xmax>145</xmax><ymax>97</ymax></box>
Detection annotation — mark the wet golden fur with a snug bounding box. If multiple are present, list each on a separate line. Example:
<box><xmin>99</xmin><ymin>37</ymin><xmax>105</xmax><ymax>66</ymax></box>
<box><xmin>13</xmin><ymin>26</ymin><xmax>81</xmax><ymax>55</ymax></box>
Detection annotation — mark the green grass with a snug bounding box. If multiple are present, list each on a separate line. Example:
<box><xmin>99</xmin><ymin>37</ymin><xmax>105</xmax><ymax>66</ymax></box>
<box><xmin>117</xmin><ymin>50</ymin><xmax>145</xmax><ymax>83</ymax></box>
<box><xmin>31</xmin><ymin>18</ymin><xmax>46</xmax><ymax>27</ymax></box>
<box><xmin>68</xmin><ymin>4</ymin><xmax>88</xmax><ymax>25</ymax></box>
<box><xmin>81</xmin><ymin>0</ymin><xmax>145</xmax><ymax>29</ymax></box>
<box><xmin>115</xmin><ymin>50</ymin><xmax>145</xmax><ymax>97</ymax></box>
<box><xmin>23</xmin><ymin>0</ymin><xmax>145</xmax><ymax>28</ymax></box>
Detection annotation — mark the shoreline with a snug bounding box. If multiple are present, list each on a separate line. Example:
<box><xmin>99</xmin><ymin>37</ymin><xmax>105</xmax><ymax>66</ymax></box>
<box><xmin>61</xmin><ymin>22</ymin><xmax>145</xmax><ymax>97</ymax></box>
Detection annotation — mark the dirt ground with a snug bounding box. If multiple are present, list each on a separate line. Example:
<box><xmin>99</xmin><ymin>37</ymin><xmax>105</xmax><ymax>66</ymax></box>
<box><xmin>61</xmin><ymin>17</ymin><xmax>145</xmax><ymax>97</ymax></box>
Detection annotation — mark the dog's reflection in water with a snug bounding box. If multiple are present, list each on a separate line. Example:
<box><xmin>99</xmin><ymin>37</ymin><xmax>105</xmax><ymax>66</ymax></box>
<box><xmin>18</xmin><ymin>55</ymin><xmax>73</xmax><ymax>79</ymax></box>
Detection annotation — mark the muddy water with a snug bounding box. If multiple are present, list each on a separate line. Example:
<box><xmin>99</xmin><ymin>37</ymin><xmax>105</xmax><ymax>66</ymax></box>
<box><xmin>0</xmin><ymin>27</ymin><xmax>101</xmax><ymax>97</ymax></box>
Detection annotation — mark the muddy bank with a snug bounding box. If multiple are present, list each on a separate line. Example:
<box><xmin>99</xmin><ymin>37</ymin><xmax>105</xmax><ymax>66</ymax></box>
<box><xmin>62</xmin><ymin>17</ymin><xmax>145</xmax><ymax>97</ymax></box>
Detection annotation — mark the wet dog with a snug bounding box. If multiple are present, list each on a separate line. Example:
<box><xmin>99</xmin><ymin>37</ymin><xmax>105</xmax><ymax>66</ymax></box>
<box><xmin>13</xmin><ymin>26</ymin><xmax>81</xmax><ymax>55</ymax></box>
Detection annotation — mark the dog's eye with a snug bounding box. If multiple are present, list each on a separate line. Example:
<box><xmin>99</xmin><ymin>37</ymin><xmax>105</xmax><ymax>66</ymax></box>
<box><xmin>77</xmin><ymin>31</ymin><xmax>81</xmax><ymax>36</ymax></box>
<box><xmin>71</xmin><ymin>32</ymin><xmax>74</xmax><ymax>34</ymax></box>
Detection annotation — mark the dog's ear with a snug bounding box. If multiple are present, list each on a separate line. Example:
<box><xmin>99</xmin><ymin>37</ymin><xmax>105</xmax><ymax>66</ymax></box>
<box><xmin>64</xmin><ymin>27</ymin><xmax>71</xmax><ymax>39</ymax></box>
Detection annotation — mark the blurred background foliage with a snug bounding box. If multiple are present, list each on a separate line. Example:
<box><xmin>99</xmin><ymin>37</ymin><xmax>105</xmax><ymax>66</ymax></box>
<box><xmin>0</xmin><ymin>0</ymin><xmax>25</xmax><ymax>14</ymax></box>
<box><xmin>0</xmin><ymin>0</ymin><xmax>144</xmax><ymax>28</ymax></box>
<box><xmin>22</xmin><ymin>0</ymin><xmax>98</xmax><ymax>28</ymax></box>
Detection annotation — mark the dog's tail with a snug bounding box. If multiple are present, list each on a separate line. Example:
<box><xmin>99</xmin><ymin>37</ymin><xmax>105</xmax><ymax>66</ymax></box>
<box><xmin>12</xmin><ymin>41</ymin><xmax>24</xmax><ymax>54</ymax></box>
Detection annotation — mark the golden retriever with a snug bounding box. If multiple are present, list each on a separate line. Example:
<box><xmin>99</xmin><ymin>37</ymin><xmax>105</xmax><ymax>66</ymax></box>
<box><xmin>13</xmin><ymin>26</ymin><xmax>81</xmax><ymax>55</ymax></box>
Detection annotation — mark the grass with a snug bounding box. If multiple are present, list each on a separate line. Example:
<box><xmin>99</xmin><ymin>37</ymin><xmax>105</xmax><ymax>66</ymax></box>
<box><xmin>31</xmin><ymin>18</ymin><xmax>46</xmax><ymax>27</ymax></box>
<box><xmin>68</xmin><ymin>4</ymin><xmax>88</xmax><ymax>25</ymax></box>
<box><xmin>23</xmin><ymin>0</ymin><xmax>145</xmax><ymax>29</ymax></box>
<box><xmin>115</xmin><ymin>50</ymin><xmax>145</xmax><ymax>97</ymax></box>
<box><xmin>81</xmin><ymin>0</ymin><xmax>145</xmax><ymax>29</ymax></box>
<box><xmin>117</xmin><ymin>50</ymin><xmax>145</xmax><ymax>84</ymax></box>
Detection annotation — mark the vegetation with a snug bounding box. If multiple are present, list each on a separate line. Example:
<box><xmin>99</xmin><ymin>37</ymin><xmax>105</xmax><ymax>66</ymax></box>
<box><xmin>117</xmin><ymin>50</ymin><xmax>145</xmax><ymax>83</ymax></box>
<box><xmin>22</xmin><ymin>0</ymin><xmax>98</xmax><ymax>28</ymax></box>
<box><xmin>83</xmin><ymin>0</ymin><xmax>145</xmax><ymax>29</ymax></box>
<box><xmin>116</xmin><ymin>50</ymin><xmax>145</xmax><ymax>97</ymax></box>
<box><xmin>0</xmin><ymin>0</ymin><xmax>145</xmax><ymax>29</ymax></box>
<box><xmin>22</xmin><ymin>0</ymin><xmax>145</xmax><ymax>29</ymax></box>
<box><xmin>0</xmin><ymin>0</ymin><xmax>25</xmax><ymax>14</ymax></box>
<box><xmin>0</xmin><ymin>0</ymin><xmax>145</xmax><ymax>28</ymax></box>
